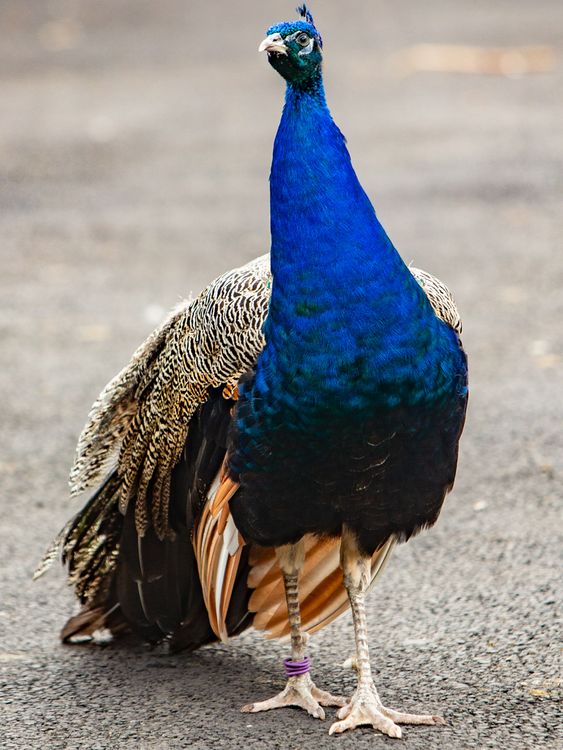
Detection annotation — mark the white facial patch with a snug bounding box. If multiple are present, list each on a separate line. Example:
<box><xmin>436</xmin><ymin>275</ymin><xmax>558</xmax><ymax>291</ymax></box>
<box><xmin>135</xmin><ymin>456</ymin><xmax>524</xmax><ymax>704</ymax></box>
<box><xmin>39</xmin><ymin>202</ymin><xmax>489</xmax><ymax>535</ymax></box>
<box><xmin>298</xmin><ymin>38</ymin><xmax>315</xmax><ymax>57</ymax></box>
<box><xmin>285</xmin><ymin>30</ymin><xmax>316</xmax><ymax>57</ymax></box>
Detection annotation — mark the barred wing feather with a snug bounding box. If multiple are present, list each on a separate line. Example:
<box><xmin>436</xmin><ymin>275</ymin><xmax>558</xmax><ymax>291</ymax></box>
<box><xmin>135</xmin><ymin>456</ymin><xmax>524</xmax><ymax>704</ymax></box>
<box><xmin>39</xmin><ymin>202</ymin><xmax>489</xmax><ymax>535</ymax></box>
<box><xmin>69</xmin><ymin>255</ymin><xmax>271</xmax><ymax>539</ymax></box>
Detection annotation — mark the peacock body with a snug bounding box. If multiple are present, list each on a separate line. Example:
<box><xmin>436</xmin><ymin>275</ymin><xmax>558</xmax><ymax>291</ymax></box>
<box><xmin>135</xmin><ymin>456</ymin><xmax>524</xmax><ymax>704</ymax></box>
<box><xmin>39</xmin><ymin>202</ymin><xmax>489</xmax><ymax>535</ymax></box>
<box><xmin>38</xmin><ymin>6</ymin><xmax>467</xmax><ymax>738</ymax></box>
<box><xmin>228</xmin><ymin>43</ymin><xmax>466</xmax><ymax>556</ymax></box>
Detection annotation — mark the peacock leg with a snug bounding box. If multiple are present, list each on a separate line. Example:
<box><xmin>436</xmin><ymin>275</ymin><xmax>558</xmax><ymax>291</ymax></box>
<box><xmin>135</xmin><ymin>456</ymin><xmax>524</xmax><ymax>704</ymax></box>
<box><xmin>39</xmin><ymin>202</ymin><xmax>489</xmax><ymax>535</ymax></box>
<box><xmin>329</xmin><ymin>527</ymin><xmax>445</xmax><ymax>738</ymax></box>
<box><xmin>242</xmin><ymin>540</ymin><xmax>346</xmax><ymax>720</ymax></box>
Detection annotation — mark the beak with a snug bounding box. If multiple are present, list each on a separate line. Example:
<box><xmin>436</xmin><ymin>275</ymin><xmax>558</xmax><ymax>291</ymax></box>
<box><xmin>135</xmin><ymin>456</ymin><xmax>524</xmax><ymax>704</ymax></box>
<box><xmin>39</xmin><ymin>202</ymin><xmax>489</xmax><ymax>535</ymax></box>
<box><xmin>258</xmin><ymin>33</ymin><xmax>288</xmax><ymax>55</ymax></box>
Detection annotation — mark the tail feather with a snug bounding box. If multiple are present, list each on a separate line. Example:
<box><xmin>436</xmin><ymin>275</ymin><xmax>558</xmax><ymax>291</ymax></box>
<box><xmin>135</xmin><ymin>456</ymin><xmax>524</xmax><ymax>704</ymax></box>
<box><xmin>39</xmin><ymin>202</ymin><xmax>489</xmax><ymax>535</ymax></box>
<box><xmin>112</xmin><ymin>499</ymin><xmax>188</xmax><ymax>641</ymax></box>
<box><xmin>248</xmin><ymin>535</ymin><xmax>397</xmax><ymax>639</ymax></box>
<box><xmin>61</xmin><ymin>602</ymin><xmax>127</xmax><ymax>644</ymax></box>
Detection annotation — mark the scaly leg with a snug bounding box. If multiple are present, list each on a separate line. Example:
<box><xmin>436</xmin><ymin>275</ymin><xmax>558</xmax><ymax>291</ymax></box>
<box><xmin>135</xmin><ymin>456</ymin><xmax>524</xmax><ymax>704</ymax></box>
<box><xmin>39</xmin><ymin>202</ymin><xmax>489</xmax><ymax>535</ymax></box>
<box><xmin>329</xmin><ymin>527</ymin><xmax>445</xmax><ymax>738</ymax></box>
<box><xmin>242</xmin><ymin>540</ymin><xmax>346</xmax><ymax>720</ymax></box>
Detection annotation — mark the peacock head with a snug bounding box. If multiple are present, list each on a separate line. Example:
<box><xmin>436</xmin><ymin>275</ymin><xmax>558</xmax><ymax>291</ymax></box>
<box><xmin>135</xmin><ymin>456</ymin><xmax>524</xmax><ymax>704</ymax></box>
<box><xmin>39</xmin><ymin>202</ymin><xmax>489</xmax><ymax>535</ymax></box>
<box><xmin>259</xmin><ymin>5</ymin><xmax>323</xmax><ymax>89</ymax></box>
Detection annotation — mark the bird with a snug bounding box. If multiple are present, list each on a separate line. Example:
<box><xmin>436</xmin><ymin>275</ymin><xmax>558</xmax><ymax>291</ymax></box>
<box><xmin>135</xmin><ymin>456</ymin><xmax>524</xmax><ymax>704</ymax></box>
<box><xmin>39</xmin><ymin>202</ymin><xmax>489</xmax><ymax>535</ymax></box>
<box><xmin>36</xmin><ymin>5</ymin><xmax>468</xmax><ymax>738</ymax></box>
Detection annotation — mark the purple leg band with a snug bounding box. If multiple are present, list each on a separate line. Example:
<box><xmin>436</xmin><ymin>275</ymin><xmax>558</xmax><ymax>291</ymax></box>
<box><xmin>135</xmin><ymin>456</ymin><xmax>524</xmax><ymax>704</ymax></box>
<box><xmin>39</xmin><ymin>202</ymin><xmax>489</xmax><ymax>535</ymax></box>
<box><xmin>284</xmin><ymin>656</ymin><xmax>311</xmax><ymax>677</ymax></box>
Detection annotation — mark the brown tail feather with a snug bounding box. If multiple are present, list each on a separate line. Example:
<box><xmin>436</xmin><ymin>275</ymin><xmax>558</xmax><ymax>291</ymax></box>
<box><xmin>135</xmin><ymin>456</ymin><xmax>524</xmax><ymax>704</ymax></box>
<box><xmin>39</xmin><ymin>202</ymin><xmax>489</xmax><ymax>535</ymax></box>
<box><xmin>61</xmin><ymin>603</ymin><xmax>128</xmax><ymax>644</ymax></box>
<box><xmin>247</xmin><ymin>571</ymin><xmax>285</xmax><ymax>613</ymax></box>
<box><xmin>247</xmin><ymin>546</ymin><xmax>282</xmax><ymax>588</ymax></box>
<box><xmin>250</xmin><ymin>536</ymin><xmax>396</xmax><ymax>639</ymax></box>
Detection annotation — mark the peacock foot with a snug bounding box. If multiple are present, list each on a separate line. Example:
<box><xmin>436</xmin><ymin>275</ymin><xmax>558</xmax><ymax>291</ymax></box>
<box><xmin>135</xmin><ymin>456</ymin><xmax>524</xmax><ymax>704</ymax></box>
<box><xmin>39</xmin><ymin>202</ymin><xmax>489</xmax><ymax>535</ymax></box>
<box><xmin>328</xmin><ymin>684</ymin><xmax>445</xmax><ymax>738</ymax></box>
<box><xmin>241</xmin><ymin>672</ymin><xmax>347</xmax><ymax>720</ymax></box>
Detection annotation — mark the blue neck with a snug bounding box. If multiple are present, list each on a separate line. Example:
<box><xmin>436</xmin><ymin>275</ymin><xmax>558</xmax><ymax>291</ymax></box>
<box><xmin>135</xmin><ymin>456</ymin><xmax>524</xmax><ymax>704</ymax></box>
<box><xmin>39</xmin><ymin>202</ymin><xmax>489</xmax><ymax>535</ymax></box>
<box><xmin>257</xmin><ymin>78</ymin><xmax>458</xmax><ymax>410</ymax></box>
<box><xmin>270</xmin><ymin>79</ymin><xmax>385</xmax><ymax>276</ymax></box>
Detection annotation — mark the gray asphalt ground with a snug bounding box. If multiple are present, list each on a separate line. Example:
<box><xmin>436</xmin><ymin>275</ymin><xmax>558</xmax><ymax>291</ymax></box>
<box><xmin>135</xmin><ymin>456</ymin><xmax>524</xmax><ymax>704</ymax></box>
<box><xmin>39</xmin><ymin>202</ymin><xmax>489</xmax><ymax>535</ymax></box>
<box><xmin>1</xmin><ymin>1</ymin><xmax>562</xmax><ymax>748</ymax></box>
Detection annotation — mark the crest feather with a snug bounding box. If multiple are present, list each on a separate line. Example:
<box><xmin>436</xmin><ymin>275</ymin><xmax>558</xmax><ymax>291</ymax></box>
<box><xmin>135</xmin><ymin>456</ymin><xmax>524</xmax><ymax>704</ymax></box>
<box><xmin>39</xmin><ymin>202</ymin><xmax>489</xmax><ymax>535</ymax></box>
<box><xmin>296</xmin><ymin>4</ymin><xmax>315</xmax><ymax>26</ymax></box>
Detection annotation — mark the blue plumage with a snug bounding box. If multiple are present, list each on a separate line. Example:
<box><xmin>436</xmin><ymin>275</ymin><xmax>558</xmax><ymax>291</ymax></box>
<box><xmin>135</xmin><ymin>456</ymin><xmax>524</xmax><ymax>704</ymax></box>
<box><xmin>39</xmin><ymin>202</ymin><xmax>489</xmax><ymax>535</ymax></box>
<box><xmin>266</xmin><ymin>80</ymin><xmax>463</xmax><ymax>409</ymax></box>
<box><xmin>229</xmin><ymin>8</ymin><xmax>467</xmax><ymax>552</ymax></box>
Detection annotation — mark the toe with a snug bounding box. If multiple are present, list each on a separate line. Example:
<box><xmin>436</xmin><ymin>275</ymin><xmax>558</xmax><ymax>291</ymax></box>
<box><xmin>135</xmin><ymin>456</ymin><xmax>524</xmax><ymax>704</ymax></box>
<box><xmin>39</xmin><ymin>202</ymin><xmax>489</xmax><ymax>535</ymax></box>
<box><xmin>328</xmin><ymin>717</ymin><xmax>349</xmax><ymax>735</ymax></box>
<box><xmin>381</xmin><ymin>707</ymin><xmax>446</xmax><ymax>726</ymax></box>
<box><xmin>311</xmin><ymin>687</ymin><xmax>348</xmax><ymax>708</ymax></box>
<box><xmin>241</xmin><ymin>698</ymin><xmax>275</xmax><ymax>713</ymax></box>
<box><xmin>336</xmin><ymin>702</ymin><xmax>352</xmax><ymax>720</ymax></box>
<box><xmin>383</xmin><ymin>721</ymin><xmax>402</xmax><ymax>739</ymax></box>
<box><xmin>328</xmin><ymin>713</ymin><xmax>402</xmax><ymax>738</ymax></box>
<box><xmin>306</xmin><ymin>703</ymin><xmax>325</xmax><ymax>720</ymax></box>
<box><xmin>328</xmin><ymin>720</ymin><xmax>342</xmax><ymax>735</ymax></box>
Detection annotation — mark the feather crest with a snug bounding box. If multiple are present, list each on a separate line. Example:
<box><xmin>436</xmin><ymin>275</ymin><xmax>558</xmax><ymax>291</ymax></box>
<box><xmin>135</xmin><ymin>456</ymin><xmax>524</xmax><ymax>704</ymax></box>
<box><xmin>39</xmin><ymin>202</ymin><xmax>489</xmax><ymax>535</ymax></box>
<box><xmin>297</xmin><ymin>4</ymin><xmax>315</xmax><ymax>27</ymax></box>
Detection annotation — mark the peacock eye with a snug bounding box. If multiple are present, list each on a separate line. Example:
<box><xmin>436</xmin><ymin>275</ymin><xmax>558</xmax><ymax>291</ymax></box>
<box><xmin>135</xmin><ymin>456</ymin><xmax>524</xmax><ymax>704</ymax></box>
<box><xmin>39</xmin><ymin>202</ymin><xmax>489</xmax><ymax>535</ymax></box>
<box><xmin>296</xmin><ymin>33</ymin><xmax>310</xmax><ymax>47</ymax></box>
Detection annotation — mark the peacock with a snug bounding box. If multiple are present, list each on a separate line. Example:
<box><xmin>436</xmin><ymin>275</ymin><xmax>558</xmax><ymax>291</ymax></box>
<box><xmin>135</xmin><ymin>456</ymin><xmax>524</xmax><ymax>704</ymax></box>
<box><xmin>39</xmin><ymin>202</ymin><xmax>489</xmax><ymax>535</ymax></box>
<box><xmin>37</xmin><ymin>5</ymin><xmax>468</xmax><ymax>738</ymax></box>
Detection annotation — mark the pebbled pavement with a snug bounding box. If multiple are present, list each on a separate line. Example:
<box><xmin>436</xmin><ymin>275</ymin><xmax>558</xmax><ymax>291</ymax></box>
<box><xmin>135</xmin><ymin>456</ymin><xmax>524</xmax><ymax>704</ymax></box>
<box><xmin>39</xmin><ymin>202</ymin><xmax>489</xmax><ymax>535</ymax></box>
<box><xmin>0</xmin><ymin>1</ymin><xmax>561</xmax><ymax>748</ymax></box>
